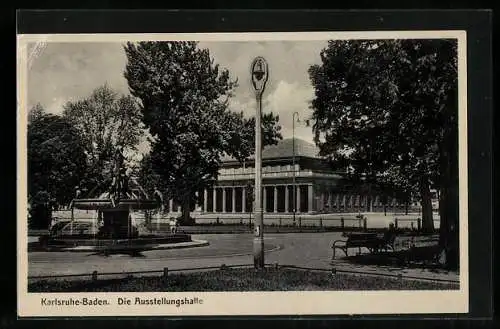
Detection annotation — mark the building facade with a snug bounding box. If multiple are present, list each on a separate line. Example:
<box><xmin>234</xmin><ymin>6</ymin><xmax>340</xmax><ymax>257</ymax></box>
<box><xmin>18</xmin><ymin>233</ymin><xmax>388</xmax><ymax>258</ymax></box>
<box><xmin>187</xmin><ymin>138</ymin><xmax>408</xmax><ymax>215</ymax></box>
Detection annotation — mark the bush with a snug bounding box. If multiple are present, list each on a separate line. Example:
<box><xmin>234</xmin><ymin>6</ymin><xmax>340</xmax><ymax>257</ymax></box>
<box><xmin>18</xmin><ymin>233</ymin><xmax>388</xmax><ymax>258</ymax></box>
<box><xmin>29</xmin><ymin>191</ymin><xmax>52</xmax><ymax>229</ymax></box>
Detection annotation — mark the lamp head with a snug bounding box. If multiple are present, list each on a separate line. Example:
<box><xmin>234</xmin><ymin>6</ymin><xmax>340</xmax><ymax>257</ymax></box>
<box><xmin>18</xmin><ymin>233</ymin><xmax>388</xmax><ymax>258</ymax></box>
<box><xmin>251</xmin><ymin>57</ymin><xmax>269</xmax><ymax>96</ymax></box>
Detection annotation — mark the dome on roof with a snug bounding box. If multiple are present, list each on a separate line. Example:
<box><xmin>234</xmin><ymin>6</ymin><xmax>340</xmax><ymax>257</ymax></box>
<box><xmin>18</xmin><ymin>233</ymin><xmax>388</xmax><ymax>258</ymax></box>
<box><xmin>222</xmin><ymin>138</ymin><xmax>320</xmax><ymax>162</ymax></box>
<box><xmin>263</xmin><ymin>138</ymin><xmax>319</xmax><ymax>159</ymax></box>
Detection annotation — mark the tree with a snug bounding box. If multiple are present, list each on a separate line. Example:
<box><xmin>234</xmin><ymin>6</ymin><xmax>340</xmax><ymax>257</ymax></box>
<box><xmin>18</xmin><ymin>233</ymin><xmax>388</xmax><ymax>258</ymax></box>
<box><xmin>28</xmin><ymin>111</ymin><xmax>88</xmax><ymax>227</ymax></box>
<box><xmin>28</xmin><ymin>103</ymin><xmax>45</xmax><ymax>124</ymax></box>
<box><xmin>227</xmin><ymin>111</ymin><xmax>283</xmax><ymax>163</ymax></box>
<box><xmin>124</xmin><ymin>41</ymin><xmax>281</xmax><ymax>224</ymax></box>
<box><xmin>136</xmin><ymin>154</ymin><xmax>162</xmax><ymax>199</ymax></box>
<box><xmin>29</xmin><ymin>191</ymin><xmax>51</xmax><ymax>230</ymax></box>
<box><xmin>309</xmin><ymin>39</ymin><xmax>458</xmax><ymax>268</ymax></box>
<box><xmin>62</xmin><ymin>85</ymin><xmax>143</xmax><ymax>195</ymax></box>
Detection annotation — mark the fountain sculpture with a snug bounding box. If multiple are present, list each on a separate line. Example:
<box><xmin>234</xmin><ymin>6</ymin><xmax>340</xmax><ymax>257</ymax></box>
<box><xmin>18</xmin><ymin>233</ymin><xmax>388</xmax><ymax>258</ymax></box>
<box><xmin>42</xmin><ymin>148</ymin><xmax>192</xmax><ymax>253</ymax></box>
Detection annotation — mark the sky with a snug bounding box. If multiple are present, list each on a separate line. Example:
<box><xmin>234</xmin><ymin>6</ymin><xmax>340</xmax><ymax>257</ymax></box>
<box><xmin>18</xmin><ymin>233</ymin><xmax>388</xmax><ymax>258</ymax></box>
<box><xmin>27</xmin><ymin>40</ymin><xmax>329</xmax><ymax>148</ymax></box>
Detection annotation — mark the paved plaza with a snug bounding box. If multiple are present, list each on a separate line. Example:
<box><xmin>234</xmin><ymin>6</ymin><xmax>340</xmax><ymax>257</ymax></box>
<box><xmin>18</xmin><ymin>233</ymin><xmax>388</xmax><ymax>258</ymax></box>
<box><xmin>28</xmin><ymin>232</ymin><xmax>458</xmax><ymax>283</ymax></box>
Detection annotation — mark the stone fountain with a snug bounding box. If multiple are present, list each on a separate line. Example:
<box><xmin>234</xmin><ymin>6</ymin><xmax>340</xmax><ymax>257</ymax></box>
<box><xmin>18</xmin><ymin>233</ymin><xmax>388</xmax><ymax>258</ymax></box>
<box><xmin>41</xmin><ymin>149</ymin><xmax>192</xmax><ymax>253</ymax></box>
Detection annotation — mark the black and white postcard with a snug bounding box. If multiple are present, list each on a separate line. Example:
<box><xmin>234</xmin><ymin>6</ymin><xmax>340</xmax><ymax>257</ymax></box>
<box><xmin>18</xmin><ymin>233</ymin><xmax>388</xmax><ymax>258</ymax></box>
<box><xmin>17</xmin><ymin>31</ymin><xmax>468</xmax><ymax>317</ymax></box>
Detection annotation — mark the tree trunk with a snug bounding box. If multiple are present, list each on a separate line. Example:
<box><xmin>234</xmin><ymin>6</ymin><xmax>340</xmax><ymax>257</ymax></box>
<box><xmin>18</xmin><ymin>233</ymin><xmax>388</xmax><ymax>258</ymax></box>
<box><xmin>437</xmin><ymin>86</ymin><xmax>459</xmax><ymax>270</ymax></box>
<box><xmin>438</xmin><ymin>153</ymin><xmax>459</xmax><ymax>271</ymax></box>
<box><xmin>438</xmin><ymin>123</ymin><xmax>459</xmax><ymax>269</ymax></box>
<box><xmin>180</xmin><ymin>194</ymin><xmax>193</xmax><ymax>226</ymax></box>
<box><xmin>419</xmin><ymin>176</ymin><xmax>434</xmax><ymax>232</ymax></box>
<box><xmin>438</xmin><ymin>186</ymin><xmax>459</xmax><ymax>270</ymax></box>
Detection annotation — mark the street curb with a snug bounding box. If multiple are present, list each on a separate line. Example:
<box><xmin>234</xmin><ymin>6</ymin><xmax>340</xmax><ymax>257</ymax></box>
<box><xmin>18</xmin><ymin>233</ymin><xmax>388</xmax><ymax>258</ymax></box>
<box><xmin>150</xmin><ymin>240</ymin><xmax>210</xmax><ymax>250</ymax></box>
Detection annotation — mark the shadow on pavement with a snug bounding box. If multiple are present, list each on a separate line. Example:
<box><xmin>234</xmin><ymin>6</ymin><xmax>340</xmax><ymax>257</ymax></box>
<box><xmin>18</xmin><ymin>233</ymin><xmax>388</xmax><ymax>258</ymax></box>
<box><xmin>90</xmin><ymin>250</ymin><xmax>147</xmax><ymax>257</ymax></box>
<box><xmin>341</xmin><ymin>246</ymin><xmax>452</xmax><ymax>273</ymax></box>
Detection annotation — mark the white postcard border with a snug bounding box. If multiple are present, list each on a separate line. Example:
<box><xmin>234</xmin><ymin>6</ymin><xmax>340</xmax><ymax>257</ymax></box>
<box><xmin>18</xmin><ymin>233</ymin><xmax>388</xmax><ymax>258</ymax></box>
<box><xmin>17</xmin><ymin>30</ymin><xmax>469</xmax><ymax>317</ymax></box>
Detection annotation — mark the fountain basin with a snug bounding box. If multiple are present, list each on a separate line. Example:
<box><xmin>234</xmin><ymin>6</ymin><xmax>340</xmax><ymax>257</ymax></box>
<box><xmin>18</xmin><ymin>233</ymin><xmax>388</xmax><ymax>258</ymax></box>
<box><xmin>36</xmin><ymin>233</ymin><xmax>193</xmax><ymax>252</ymax></box>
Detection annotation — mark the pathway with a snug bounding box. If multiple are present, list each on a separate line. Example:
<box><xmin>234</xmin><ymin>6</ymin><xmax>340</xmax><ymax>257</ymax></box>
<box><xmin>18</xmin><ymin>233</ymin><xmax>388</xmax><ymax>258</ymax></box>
<box><xmin>28</xmin><ymin>233</ymin><xmax>459</xmax><ymax>283</ymax></box>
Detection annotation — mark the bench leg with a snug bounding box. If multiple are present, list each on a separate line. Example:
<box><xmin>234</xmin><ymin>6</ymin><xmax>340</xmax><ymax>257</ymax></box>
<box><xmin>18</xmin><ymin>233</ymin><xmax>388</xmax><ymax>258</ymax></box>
<box><xmin>332</xmin><ymin>246</ymin><xmax>350</xmax><ymax>260</ymax></box>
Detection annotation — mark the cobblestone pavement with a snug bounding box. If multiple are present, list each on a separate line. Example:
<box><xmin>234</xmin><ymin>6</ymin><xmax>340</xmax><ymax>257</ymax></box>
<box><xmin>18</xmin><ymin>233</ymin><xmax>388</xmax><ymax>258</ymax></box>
<box><xmin>28</xmin><ymin>233</ymin><xmax>459</xmax><ymax>283</ymax></box>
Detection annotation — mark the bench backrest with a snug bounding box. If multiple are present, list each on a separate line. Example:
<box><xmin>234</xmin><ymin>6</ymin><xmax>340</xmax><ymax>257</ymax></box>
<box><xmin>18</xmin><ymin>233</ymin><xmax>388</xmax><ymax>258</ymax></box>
<box><xmin>345</xmin><ymin>233</ymin><xmax>379</xmax><ymax>247</ymax></box>
<box><xmin>346</xmin><ymin>233</ymin><xmax>378</xmax><ymax>240</ymax></box>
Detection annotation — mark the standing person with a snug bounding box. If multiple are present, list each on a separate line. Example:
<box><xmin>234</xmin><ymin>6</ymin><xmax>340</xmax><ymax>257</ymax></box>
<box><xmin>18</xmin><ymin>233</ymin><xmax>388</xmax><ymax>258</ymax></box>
<box><xmin>169</xmin><ymin>216</ymin><xmax>177</xmax><ymax>234</ymax></box>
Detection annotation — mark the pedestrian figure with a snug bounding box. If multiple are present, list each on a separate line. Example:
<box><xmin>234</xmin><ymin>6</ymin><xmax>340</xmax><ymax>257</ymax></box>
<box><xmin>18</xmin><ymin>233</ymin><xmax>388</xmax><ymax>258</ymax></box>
<box><xmin>169</xmin><ymin>216</ymin><xmax>177</xmax><ymax>234</ymax></box>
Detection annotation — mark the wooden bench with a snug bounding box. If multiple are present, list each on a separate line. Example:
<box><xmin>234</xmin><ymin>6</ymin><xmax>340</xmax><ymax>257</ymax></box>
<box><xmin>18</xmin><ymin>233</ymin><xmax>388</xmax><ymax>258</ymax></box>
<box><xmin>332</xmin><ymin>232</ymin><xmax>396</xmax><ymax>260</ymax></box>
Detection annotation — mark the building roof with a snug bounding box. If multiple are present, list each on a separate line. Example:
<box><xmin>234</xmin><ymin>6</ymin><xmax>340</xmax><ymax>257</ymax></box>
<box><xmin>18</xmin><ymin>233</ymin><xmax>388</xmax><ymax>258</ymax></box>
<box><xmin>222</xmin><ymin>138</ymin><xmax>321</xmax><ymax>163</ymax></box>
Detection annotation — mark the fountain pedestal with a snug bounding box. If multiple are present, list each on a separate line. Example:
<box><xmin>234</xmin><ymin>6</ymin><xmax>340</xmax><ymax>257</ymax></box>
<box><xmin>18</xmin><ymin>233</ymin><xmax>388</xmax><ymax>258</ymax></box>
<box><xmin>98</xmin><ymin>209</ymin><xmax>136</xmax><ymax>239</ymax></box>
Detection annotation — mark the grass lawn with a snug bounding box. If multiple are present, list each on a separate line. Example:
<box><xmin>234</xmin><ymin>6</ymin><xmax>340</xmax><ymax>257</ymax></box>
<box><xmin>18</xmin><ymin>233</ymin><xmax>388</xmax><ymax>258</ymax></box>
<box><xmin>29</xmin><ymin>268</ymin><xmax>458</xmax><ymax>292</ymax></box>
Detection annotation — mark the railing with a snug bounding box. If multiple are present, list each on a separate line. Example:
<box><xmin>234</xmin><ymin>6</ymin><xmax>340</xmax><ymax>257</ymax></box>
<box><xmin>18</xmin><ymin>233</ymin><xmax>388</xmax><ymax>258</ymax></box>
<box><xmin>27</xmin><ymin>263</ymin><xmax>459</xmax><ymax>285</ymax></box>
<box><xmin>35</xmin><ymin>214</ymin><xmax>440</xmax><ymax>236</ymax></box>
<box><xmin>175</xmin><ymin>215</ymin><xmax>439</xmax><ymax>231</ymax></box>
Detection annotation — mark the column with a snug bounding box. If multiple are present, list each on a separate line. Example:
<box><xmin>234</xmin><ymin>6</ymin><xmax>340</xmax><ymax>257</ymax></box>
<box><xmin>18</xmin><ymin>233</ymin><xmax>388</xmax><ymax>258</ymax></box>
<box><xmin>296</xmin><ymin>185</ymin><xmax>301</xmax><ymax>213</ymax></box>
<box><xmin>242</xmin><ymin>186</ymin><xmax>246</xmax><ymax>213</ymax></box>
<box><xmin>284</xmin><ymin>185</ymin><xmax>289</xmax><ymax>213</ymax></box>
<box><xmin>263</xmin><ymin>186</ymin><xmax>267</xmax><ymax>212</ymax></box>
<box><xmin>319</xmin><ymin>188</ymin><xmax>325</xmax><ymax>212</ymax></box>
<box><xmin>194</xmin><ymin>191</ymin><xmax>200</xmax><ymax>211</ymax></box>
<box><xmin>212</xmin><ymin>188</ymin><xmax>217</xmax><ymax>213</ymax></box>
<box><xmin>273</xmin><ymin>186</ymin><xmax>278</xmax><ymax>213</ymax></box>
<box><xmin>308</xmin><ymin>184</ymin><xmax>314</xmax><ymax>213</ymax></box>
<box><xmin>328</xmin><ymin>191</ymin><xmax>333</xmax><ymax>212</ymax></box>
<box><xmin>222</xmin><ymin>188</ymin><xmax>226</xmax><ymax>213</ymax></box>
<box><xmin>203</xmin><ymin>189</ymin><xmax>208</xmax><ymax>212</ymax></box>
<box><xmin>169</xmin><ymin>199</ymin><xmax>173</xmax><ymax>213</ymax></box>
<box><xmin>232</xmin><ymin>187</ymin><xmax>236</xmax><ymax>213</ymax></box>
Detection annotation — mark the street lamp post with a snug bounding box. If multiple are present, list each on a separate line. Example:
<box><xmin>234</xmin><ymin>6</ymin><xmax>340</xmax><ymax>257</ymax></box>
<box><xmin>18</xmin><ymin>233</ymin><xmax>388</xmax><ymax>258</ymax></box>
<box><xmin>251</xmin><ymin>57</ymin><xmax>269</xmax><ymax>269</ymax></box>
<box><xmin>292</xmin><ymin>111</ymin><xmax>299</xmax><ymax>225</ymax></box>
